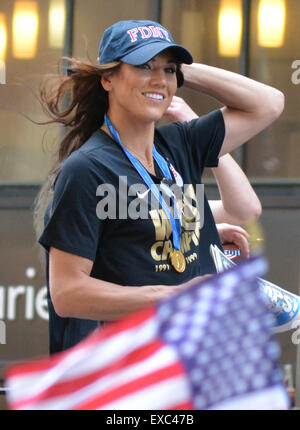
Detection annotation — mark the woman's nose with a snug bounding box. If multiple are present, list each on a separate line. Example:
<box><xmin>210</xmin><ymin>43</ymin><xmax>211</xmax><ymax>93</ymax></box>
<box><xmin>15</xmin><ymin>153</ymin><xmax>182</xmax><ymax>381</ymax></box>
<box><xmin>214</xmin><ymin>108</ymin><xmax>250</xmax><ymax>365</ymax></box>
<box><xmin>150</xmin><ymin>68</ymin><xmax>167</xmax><ymax>87</ymax></box>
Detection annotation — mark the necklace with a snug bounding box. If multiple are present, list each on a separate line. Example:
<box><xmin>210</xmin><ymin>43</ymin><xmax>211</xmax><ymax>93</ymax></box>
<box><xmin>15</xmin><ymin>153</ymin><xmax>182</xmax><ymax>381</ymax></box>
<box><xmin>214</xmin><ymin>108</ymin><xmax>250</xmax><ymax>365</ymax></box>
<box><xmin>123</xmin><ymin>146</ymin><xmax>154</xmax><ymax>170</ymax></box>
<box><xmin>101</xmin><ymin>124</ymin><xmax>154</xmax><ymax>170</ymax></box>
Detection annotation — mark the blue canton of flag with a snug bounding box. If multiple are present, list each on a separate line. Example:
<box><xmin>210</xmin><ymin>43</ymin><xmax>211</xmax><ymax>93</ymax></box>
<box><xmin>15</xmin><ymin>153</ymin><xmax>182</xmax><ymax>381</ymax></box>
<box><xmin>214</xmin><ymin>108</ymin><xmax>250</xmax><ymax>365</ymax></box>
<box><xmin>157</xmin><ymin>256</ymin><xmax>290</xmax><ymax>409</ymax></box>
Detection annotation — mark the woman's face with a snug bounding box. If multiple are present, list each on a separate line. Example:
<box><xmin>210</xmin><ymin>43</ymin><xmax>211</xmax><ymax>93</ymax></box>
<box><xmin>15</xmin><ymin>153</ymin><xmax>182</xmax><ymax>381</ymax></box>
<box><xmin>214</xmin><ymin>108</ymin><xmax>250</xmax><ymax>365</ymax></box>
<box><xmin>103</xmin><ymin>50</ymin><xmax>178</xmax><ymax>124</ymax></box>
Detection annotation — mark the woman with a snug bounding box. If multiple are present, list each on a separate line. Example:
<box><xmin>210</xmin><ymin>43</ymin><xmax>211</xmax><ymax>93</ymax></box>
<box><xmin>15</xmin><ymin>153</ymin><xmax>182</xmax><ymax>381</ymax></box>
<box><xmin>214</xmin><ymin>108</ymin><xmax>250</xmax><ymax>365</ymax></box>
<box><xmin>37</xmin><ymin>20</ymin><xmax>284</xmax><ymax>353</ymax></box>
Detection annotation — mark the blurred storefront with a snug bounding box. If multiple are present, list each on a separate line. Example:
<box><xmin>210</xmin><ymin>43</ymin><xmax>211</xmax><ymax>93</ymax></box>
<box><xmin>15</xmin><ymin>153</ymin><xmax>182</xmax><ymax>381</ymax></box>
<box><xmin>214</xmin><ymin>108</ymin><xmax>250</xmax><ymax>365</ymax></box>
<box><xmin>0</xmin><ymin>0</ymin><xmax>300</xmax><ymax>405</ymax></box>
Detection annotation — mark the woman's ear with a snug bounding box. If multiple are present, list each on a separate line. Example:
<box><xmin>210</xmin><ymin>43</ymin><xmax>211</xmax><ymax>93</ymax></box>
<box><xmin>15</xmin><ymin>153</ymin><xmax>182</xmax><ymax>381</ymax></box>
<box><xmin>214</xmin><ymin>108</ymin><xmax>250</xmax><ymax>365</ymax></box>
<box><xmin>100</xmin><ymin>73</ymin><xmax>113</xmax><ymax>92</ymax></box>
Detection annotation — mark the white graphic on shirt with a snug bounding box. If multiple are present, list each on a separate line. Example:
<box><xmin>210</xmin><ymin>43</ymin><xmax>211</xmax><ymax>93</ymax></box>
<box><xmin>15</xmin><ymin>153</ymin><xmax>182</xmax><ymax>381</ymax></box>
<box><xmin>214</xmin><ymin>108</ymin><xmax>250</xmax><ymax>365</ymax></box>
<box><xmin>136</xmin><ymin>189</ymin><xmax>151</xmax><ymax>199</ymax></box>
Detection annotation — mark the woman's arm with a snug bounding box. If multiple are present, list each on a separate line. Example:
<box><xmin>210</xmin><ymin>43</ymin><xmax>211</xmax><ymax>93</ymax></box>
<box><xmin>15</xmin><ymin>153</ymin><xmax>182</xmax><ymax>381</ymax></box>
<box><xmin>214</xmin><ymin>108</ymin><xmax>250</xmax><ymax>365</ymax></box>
<box><xmin>181</xmin><ymin>63</ymin><xmax>284</xmax><ymax>155</ymax></box>
<box><xmin>209</xmin><ymin>153</ymin><xmax>262</xmax><ymax>225</ymax></box>
<box><xmin>49</xmin><ymin>247</ymin><xmax>203</xmax><ymax>321</ymax></box>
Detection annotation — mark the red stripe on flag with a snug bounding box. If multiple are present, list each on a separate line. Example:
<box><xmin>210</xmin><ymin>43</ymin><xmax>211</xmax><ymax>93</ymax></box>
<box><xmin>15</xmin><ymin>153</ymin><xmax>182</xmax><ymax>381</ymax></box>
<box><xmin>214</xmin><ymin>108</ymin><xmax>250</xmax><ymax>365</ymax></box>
<box><xmin>6</xmin><ymin>355</ymin><xmax>61</xmax><ymax>378</ymax></box>
<box><xmin>166</xmin><ymin>401</ymin><xmax>193</xmax><ymax>410</ymax></box>
<box><xmin>75</xmin><ymin>362</ymin><xmax>185</xmax><ymax>410</ymax></box>
<box><xmin>6</xmin><ymin>307</ymin><xmax>155</xmax><ymax>379</ymax></box>
<box><xmin>11</xmin><ymin>339</ymin><xmax>163</xmax><ymax>410</ymax></box>
<box><xmin>92</xmin><ymin>307</ymin><xmax>155</xmax><ymax>342</ymax></box>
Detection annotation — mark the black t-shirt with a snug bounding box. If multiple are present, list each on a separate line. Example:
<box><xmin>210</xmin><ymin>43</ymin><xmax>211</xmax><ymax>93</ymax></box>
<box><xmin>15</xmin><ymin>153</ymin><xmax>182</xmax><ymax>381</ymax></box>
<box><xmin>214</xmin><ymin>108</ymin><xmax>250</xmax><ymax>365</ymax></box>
<box><xmin>39</xmin><ymin>109</ymin><xmax>225</xmax><ymax>353</ymax></box>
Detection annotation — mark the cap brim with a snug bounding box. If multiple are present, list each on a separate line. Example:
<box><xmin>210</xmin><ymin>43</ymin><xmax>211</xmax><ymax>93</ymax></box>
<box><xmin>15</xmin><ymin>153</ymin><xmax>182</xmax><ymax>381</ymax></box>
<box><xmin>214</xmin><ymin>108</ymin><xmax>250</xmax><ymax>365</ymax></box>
<box><xmin>120</xmin><ymin>41</ymin><xmax>193</xmax><ymax>65</ymax></box>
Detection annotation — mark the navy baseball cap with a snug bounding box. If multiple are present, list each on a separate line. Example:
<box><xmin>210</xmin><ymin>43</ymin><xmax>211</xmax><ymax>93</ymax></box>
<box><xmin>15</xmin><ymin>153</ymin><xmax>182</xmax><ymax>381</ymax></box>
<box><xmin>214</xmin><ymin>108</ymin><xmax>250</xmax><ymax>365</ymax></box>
<box><xmin>98</xmin><ymin>20</ymin><xmax>193</xmax><ymax>66</ymax></box>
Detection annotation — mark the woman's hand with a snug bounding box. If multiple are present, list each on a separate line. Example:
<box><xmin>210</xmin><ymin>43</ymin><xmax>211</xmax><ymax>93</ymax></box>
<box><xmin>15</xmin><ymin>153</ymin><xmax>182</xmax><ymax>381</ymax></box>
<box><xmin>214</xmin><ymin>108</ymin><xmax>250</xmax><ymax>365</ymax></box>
<box><xmin>217</xmin><ymin>223</ymin><xmax>250</xmax><ymax>258</ymax></box>
<box><xmin>164</xmin><ymin>96</ymin><xmax>198</xmax><ymax>122</ymax></box>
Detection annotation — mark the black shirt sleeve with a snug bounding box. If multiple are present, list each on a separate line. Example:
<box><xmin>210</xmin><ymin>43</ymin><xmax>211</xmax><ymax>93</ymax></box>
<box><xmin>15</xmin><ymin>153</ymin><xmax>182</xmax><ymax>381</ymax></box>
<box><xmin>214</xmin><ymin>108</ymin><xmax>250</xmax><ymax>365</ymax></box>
<box><xmin>39</xmin><ymin>151</ymin><xmax>103</xmax><ymax>261</ymax></box>
<box><xmin>184</xmin><ymin>109</ymin><xmax>225</xmax><ymax>168</ymax></box>
<box><xmin>156</xmin><ymin>109</ymin><xmax>225</xmax><ymax>174</ymax></box>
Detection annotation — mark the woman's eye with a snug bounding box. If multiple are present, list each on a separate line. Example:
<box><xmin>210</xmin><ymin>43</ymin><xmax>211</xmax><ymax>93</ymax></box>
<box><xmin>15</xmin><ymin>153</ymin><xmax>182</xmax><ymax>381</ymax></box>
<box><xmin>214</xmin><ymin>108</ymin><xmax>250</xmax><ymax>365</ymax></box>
<box><xmin>165</xmin><ymin>67</ymin><xmax>176</xmax><ymax>74</ymax></box>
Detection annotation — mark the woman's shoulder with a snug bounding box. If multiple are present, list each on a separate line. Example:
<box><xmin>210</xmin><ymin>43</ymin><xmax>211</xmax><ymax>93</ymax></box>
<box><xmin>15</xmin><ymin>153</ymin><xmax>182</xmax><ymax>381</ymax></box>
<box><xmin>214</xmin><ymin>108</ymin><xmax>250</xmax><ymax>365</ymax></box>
<box><xmin>56</xmin><ymin>129</ymin><xmax>123</xmax><ymax>188</ymax></box>
<box><xmin>72</xmin><ymin>129</ymin><xmax>112</xmax><ymax>160</ymax></box>
<box><xmin>62</xmin><ymin>130</ymin><xmax>112</xmax><ymax>170</ymax></box>
<box><xmin>156</xmin><ymin>109</ymin><xmax>225</xmax><ymax>152</ymax></box>
<box><xmin>154</xmin><ymin>122</ymin><xmax>186</xmax><ymax>152</ymax></box>
<box><xmin>61</xmin><ymin>146</ymin><xmax>93</xmax><ymax>174</ymax></box>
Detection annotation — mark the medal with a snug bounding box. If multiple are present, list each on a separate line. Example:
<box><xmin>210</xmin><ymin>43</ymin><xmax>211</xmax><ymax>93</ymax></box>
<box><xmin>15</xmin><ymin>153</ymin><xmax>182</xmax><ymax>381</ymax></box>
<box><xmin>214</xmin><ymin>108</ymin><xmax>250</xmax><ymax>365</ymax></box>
<box><xmin>170</xmin><ymin>250</ymin><xmax>186</xmax><ymax>273</ymax></box>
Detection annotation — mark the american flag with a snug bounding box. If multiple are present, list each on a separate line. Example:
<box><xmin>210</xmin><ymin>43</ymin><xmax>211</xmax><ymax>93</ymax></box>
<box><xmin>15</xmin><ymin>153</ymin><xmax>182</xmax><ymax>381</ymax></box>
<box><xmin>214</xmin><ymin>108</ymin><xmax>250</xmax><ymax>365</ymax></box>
<box><xmin>5</xmin><ymin>257</ymin><xmax>289</xmax><ymax>410</ymax></box>
<box><xmin>224</xmin><ymin>249</ymin><xmax>241</xmax><ymax>260</ymax></box>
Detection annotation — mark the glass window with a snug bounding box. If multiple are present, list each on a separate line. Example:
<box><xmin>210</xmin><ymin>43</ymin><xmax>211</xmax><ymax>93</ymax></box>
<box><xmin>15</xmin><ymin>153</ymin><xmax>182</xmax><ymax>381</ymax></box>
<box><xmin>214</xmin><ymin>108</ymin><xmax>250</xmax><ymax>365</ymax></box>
<box><xmin>246</xmin><ymin>0</ymin><xmax>300</xmax><ymax>179</ymax></box>
<box><xmin>1</xmin><ymin>0</ymin><xmax>299</xmax><ymax>182</ymax></box>
<box><xmin>0</xmin><ymin>0</ymin><xmax>65</xmax><ymax>183</ymax></box>
<box><xmin>73</xmin><ymin>0</ymin><xmax>152</xmax><ymax>61</ymax></box>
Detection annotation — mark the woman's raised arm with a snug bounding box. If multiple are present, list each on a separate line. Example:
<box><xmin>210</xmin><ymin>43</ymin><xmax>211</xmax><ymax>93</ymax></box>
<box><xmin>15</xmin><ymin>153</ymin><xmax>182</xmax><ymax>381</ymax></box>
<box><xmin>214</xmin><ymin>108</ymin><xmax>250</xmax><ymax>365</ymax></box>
<box><xmin>181</xmin><ymin>63</ymin><xmax>284</xmax><ymax>156</ymax></box>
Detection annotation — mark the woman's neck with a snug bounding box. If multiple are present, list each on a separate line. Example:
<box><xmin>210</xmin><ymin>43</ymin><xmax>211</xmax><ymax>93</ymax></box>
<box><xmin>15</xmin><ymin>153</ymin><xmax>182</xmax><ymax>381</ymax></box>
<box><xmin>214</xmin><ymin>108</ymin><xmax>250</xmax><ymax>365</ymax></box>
<box><xmin>102</xmin><ymin>110</ymin><xmax>156</xmax><ymax>173</ymax></box>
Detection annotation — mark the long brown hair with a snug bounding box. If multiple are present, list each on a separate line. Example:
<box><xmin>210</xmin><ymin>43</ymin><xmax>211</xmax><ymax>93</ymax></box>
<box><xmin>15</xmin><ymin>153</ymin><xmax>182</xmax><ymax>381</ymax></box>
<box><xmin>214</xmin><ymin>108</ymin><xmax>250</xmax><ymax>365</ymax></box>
<box><xmin>33</xmin><ymin>57</ymin><xmax>121</xmax><ymax>239</ymax></box>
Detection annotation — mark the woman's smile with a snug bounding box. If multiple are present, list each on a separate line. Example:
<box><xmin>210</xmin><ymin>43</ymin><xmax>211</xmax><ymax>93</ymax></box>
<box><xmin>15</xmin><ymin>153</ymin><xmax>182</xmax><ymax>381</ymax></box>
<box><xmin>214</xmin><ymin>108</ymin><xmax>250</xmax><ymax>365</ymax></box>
<box><xmin>142</xmin><ymin>92</ymin><xmax>166</xmax><ymax>102</ymax></box>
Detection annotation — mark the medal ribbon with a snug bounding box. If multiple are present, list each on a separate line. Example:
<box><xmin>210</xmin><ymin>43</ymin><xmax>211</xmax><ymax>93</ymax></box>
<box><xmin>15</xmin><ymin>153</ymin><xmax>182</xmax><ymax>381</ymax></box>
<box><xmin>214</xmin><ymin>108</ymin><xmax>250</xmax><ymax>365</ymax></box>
<box><xmin>104</xmin><ymin>114</ymin><xmax>183</xmax><ymax>252</ymax></box>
